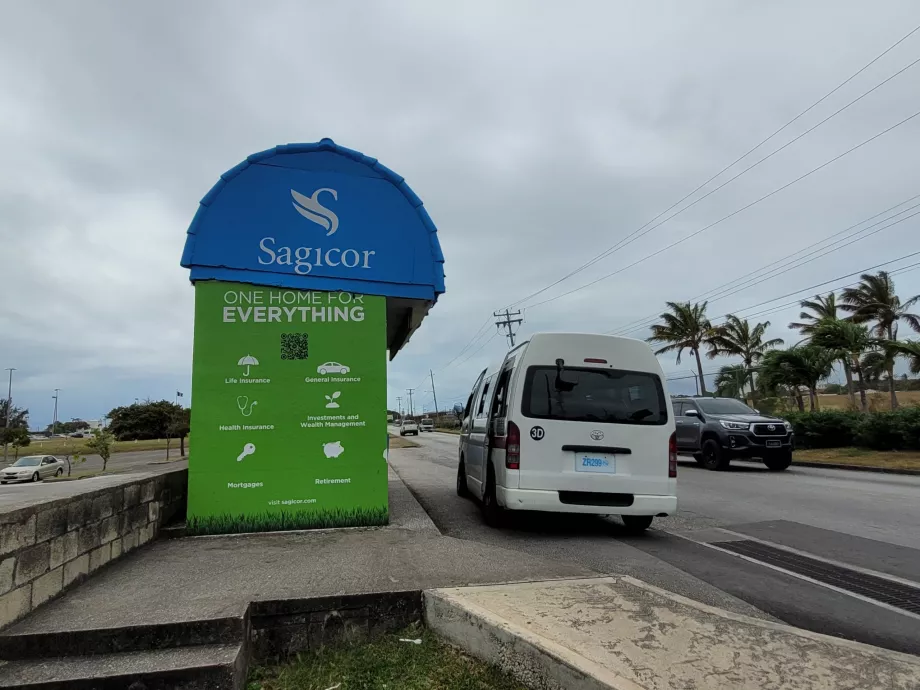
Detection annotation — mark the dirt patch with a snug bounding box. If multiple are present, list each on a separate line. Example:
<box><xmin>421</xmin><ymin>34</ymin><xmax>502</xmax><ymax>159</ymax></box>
<box><xmin>796</xmin><ymin>447</ymin><xmax>920</xmax><ymax>471</ymax></box>
<box><xmin>388</xmin><ymin>434</ymin><xmax>419</xmax><ymax>449</ymax></box>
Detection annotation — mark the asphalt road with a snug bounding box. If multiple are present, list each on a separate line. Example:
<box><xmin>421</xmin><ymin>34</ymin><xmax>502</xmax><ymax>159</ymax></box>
<box><xmin>389</xmin><ymin>428</ymin><xmax>920</xmax><ymax>656</ymax></box>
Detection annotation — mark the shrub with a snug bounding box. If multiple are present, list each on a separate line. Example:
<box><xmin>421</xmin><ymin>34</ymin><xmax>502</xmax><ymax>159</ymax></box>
<box><xmin>783</xmin><ymin>410</ymin><xmax>858</xmax><ymax>449</ymax></box>
<box><xmin>784</xmin><ymin>406</ymin><xmax>920</xmax><ymax>450</ymax></box>
<box><xmin>853</xmin><ymin>412</ymin><xmax>901</xmax><ymax>450</ymax></box>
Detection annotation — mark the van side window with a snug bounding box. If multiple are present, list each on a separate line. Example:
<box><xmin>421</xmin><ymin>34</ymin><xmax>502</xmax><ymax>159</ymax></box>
<box><xmin>476</xmin><ymin>377</ymin><xmax>493</xmax><ymax>417</ymax></box>
<box><xmin>464</xmin><ymin>371</ymin><xmax>486</xmax><ymax>418</ymax></box>
<box><xmin>491</xmin><ymin>368</ymin><xmax>512</xmax><ymax>419</ymax></box>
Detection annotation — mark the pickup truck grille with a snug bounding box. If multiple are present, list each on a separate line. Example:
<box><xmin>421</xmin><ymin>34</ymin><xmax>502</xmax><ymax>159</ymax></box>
<box><xmin>751</xmin><ymin>423</ymin><xmax>787</xmax><ymax>437</ymax></box>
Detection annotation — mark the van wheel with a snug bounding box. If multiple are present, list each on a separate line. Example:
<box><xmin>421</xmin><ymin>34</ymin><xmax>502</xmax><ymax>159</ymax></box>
<box><xmin>481</xmin><ymin>465</ymin><xmax>504</xmax><ymax>528</ymax></box>
<box><xmin>456</xmin><ymin>460</ymin><xmax>470</xmax><ymax>498</ymax></box>
<box><xmin>763</xmin><ymin>451</ymin><xmax>792</xmax><ymax>472</ymax></box>
<box><xmin>701</xmin><ymin>439</ymin><xmax>730</xmax><ymax>471</ymax></box>
<box><xmin>621</xmin><ymin>515</ymin><xmax>653</xmax><ymax>532</ymax></box>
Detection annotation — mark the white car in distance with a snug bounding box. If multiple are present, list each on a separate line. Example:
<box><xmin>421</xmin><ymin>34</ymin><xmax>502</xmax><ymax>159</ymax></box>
<box><xmin>2</xmin><ymin>455</ymin><xmax>66</xmax><ymax>483</ymax></box>
<box><xmin>399</xmin><ymin>420</ymin><xmax>419</xmax><ymax>436</ymax></box>
<box><xmin>317</xmin><ymin>362</ymin><xmax>350</xmax><ymax>375</ymax></box>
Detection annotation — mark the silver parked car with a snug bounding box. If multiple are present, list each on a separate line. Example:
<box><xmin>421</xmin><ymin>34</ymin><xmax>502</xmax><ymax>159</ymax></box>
<box><xmin>1</xmin><ymin>455</ymin><xmax>66</xmax><ymax>483</ymax></box>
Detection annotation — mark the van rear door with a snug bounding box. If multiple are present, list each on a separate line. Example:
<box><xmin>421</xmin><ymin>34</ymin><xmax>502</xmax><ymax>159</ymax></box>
<box><xmin>515</xmin><ymin>356</ymin><xmax>673</xmax><ymax>497</ymax></box>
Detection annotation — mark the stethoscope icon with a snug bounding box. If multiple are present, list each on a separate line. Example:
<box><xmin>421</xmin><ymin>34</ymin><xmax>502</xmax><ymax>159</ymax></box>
<box><xmin>236</xmin><ymin>396</ymin><xmax>258</xmax><ymax>417</ymax></box>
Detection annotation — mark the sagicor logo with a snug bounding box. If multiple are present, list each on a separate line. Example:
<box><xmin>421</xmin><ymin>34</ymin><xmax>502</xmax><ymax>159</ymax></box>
<box><xmin>291</xmin><ymin>188</ymin><xmax>339</xmax><ymax>236</ymax></box>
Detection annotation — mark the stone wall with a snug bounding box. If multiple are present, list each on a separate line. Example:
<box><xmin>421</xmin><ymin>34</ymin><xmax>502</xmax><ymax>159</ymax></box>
<box><xmin>0</xmin><ymin>468</ymin><xmax>187</xmax><ymax>628</ymax></box>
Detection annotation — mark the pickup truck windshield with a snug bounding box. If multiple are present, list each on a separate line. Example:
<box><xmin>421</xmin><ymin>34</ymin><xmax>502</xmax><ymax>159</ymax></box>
<box><xmin>695</xmin><ymin>399</ymin><xmax>755</xmax><ymax>415</ymax></box>
<box><xmin>522</xmin><ymin>366</ymin><xmax>667</xmax><ymax>425</ymax></box>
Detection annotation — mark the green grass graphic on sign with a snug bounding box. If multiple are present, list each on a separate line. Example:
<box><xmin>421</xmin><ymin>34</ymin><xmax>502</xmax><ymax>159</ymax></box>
<box><xmin>187</xmin><ymin>281</ymin><xmax>387</xmax><ymax>535</ymax></box>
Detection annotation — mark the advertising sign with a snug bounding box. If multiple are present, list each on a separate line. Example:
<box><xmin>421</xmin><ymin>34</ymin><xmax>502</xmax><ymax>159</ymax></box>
<box><xmin>187</xmin><ymin>280</ymin><xmax>387</xmax><ymax>535</ymax></box>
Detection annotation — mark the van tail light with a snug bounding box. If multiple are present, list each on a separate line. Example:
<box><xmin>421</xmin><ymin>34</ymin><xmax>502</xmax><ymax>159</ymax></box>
<box><xmin>668</xmin><ymin>432</ymin><xmax>678</xmax><ymax>478</ymax></box>
<box><xmin>506</xmin><ymin>421</ymin><xmax>521</xmax><ymax>470</ymax></box>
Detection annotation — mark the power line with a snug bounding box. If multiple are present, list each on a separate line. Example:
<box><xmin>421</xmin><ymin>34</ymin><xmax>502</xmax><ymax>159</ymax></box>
<box><xmin>525</xmin><ymin>107</ymin><xmax>920</xmax><ymax>310</ymax></box>
<box><xmin>524</xmin><ymin>54</ymin><xmax>920</xmax><ymax>309</ymax></box>
<box><xmin>609</xmin><ymin>199</ymin><xmax>920</xmax><ymax>335</ymax></box>
<box><xmin>504</xmin><ymin>23</ymin><xmax>920</xmax><ymax>310</ymax></box>
<box><xmin>701</xmin><ymin>252</ymin><xmax>920</xmax><ymax>330</ymax></box>
<box><xmin>614</xmin><ymin>253</ymin><xmax>920</xmax><ymax>345</ymax></box>
<box><xmin>453</xmin><ymin>331</ymin><xmax>500</xmax><ymax>369</ymax></box>
<box><xmin>430</xmin><ymin>315</ymin><xmax>494</xmax><ymax>373</ymax></box>
<box><xmin>735</xmin><ymin>260</ymin><xmax>920</xmax><ymax>322</ymax></box>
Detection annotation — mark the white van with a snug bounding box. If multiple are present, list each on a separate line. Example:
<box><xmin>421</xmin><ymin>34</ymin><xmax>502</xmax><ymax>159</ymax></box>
<box><xmin>457</xmin><ymin>333</ymin><xmax>677</xmax><ymax>531</ymax></box>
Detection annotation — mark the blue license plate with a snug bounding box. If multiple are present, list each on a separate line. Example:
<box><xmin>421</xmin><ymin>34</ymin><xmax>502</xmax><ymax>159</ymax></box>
<box><xmin>576</xmin><ymin>454</ymin><xmax>616</xmax><ymax>473</ymax></box>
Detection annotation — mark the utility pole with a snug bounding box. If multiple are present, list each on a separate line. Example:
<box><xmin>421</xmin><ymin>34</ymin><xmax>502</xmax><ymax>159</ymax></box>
<box><xmin>493</xmin><ymin>309</ymin><xmax>523</xmax><ymax>347</ymax></box>
<box><xmin>395</xmin><ymin>396</ymin><xmax>402</xmax><ymax>420</ymax></box>
<box><xmin>3</xmin><ymin>368</ymin><xmax>15</xmax><ymax>464</ymax></box>
<box><xmin>406</xmin><ymin>388</ymin><xmax>415</xmax><ymax>417</ymax></box>
<box><xmin>429</xmin><ymin>370</ymin><xmax>439</xmax><ymax>424</ymax></box>
<box><xmin>51</xmin><ymin>389</ymin><xmax>61</xmax><ymax>436</ymax></box>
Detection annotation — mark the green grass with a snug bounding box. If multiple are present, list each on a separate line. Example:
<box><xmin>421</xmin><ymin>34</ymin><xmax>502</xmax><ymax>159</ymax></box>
<box><xmin>24</xmin><ymin>437</ymin><xmax>186</xmax><ymax>457</ymax></box>
<box><xmin>187</xmin><ymin>506</ymin><xmax>389</xmax><ymax>536</ymax></box>
<box><xmin>247</xmin><ymin>624</ymin><xmax>528</xmax><ymax>690</ymax></box>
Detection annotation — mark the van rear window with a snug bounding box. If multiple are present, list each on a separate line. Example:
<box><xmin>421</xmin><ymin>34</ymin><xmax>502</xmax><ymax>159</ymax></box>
<box><xmin>521</xmin><ymin>366</ymin><xmax>667</xmax><ymax>425</ymax></box>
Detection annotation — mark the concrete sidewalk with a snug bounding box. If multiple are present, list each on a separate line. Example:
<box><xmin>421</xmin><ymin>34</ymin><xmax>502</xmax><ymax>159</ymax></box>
<box><xmin>2</xmin><ymin>468</ymin><xmax>591</xmax><ymax>637</ymax></box>
<box><xmin>427</xmin><ymin>577</ymin><xmax>920</xmax><ymax>690</ymax></box>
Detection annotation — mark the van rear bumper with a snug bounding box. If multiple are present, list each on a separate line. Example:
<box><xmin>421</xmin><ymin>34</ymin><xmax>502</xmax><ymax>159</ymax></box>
<box><xmin>496</xmin><ymin>487</ymin><xmax>677</xmax><ymax>516</ymax></box>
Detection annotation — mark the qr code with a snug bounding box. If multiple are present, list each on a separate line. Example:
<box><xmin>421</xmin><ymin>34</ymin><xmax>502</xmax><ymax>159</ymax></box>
<box><xmin>280</xmin><ymin>333</ymin><xmax>309</xmax><ymax>360</ymax></box>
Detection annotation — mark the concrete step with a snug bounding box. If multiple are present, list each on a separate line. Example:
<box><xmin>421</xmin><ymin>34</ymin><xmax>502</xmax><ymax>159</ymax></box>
<box><xmin>0</xmin><ymin>617</ymin><xmax>244</xmax><ymax>660</ymax></box>
<box><xmin>0</xmin><ymin>643</ymin><xmax>245</xmax><ymax>689</ymax></box>
<box><xmin>425</xmin><ymin>576</ymin><xmax>920</xmax><ymax>690</ymax></box>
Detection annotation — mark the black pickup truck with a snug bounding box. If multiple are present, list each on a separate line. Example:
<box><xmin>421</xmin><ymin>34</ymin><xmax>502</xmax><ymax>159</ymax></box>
<box><xmin>673</xmin><ymin>397</ymin><xmax>794</xmax><ymax>471</ymax></box>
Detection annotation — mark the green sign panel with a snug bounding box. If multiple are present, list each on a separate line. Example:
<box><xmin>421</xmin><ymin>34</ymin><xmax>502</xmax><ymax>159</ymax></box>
<box><xmin>187</xmin><ymin>280</ymin><xmax>387</xmax><ymax>535</ymax></box>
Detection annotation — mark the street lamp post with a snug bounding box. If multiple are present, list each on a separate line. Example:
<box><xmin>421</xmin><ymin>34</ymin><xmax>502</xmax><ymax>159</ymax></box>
<box><xmin>687</xmin><ymin>370</ymin><xmax>700</xmax><ymax>397</ymax></box>
<box><xmin>51</xmin><ymin>389</ymin><xmax>60</xmax><ymax>437</ymax></box>
<box><xmin>3</xmin><ymin>368</ymin><xmax>15</xmax><ymax>464</ymax></box>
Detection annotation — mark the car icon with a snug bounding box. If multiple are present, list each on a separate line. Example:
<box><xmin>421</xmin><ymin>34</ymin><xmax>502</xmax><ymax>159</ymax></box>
<box><xmin>317</xmin><ymin>362</ymin><xmax>350</xmax><ymax>375</ymax></box>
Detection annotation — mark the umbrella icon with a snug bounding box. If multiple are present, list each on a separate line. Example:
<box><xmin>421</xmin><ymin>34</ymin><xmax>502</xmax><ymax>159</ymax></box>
<box><xmin>238</xmin><ymin>354</ymin><xmax>259</xmax><ymax>377</ymax></box>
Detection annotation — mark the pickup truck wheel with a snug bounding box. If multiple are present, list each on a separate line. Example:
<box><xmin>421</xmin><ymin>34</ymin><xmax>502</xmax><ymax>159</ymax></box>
<box><xmin>701</xmin><ymin>439</ymin><xmax>730</xmax><ymax>471</ymax></box>
<box><xmin>763</xmin><ymin>451</ymin><xmax>793</xmax><ymax>472</ymax></box>
<box><xmin>621</xmin><ymin>515</ymin><xmax>654</xmax><ymax>532</ymax></box>
<box><xmin>481</xmin><ymin>465</ymin><xmax>504</xmax><ymax>527</ymax></box>
<box><xmin>456</xmin><ymin>460</ymin><xmax>470</xmax><ymax>498</ymax></box>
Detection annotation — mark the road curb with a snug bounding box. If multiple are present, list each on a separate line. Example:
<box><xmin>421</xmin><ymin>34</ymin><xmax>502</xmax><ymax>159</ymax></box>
<box><xmin>792</xmin><ymin>460</ymin><xmax>920</xmax><ymax>476</ymax></box>
<box><xmin>425</xmin><ymin>577</ymin><xmax>920</xmax><ymax>690</ymax></box>
<box><xmin>425</xmin><ymin>588</ymin><xmax>623</xmax><ymax>690</ymax></box>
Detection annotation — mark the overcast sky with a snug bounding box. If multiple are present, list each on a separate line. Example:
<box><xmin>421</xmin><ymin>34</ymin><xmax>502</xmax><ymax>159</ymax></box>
<box><xmin>2</xmin><ymin>1</ymin><xmax>920</xmax><ymax>427</ymax></box>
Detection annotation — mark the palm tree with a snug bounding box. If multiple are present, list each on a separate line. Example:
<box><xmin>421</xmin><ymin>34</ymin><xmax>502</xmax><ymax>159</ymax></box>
<box><xmin>707</xmin><ymin>315</ymin><xmax>784</xmax><ymax>400</ymax></box>
<box><xmin>714</xmin><ymin>364</ymin><xmax>747</xmax><ymax>399</ymax></box>
<box><xmin>647</xmin><ymin>302</ymin><xmax>713</xmax><ymax>395</ymax></box>
<box><xmin>890</xmin><ymin>340</ymin><xmax>920</xmax><ymax>375</ymax></box>
<box><xmin>789</xmin><ymin>293</ymin><xmax>839</xmax><ymax>337</ymax></box>
<box><xmin>811</xmin><ymin>320</ymin><xmax>874</xmax><ymax>412</ymax></box>
<box><xmin>760</xmin><ymin>346</ymin><xmax>836</xmax><ymax>411</ymax></box>
<box><xmin>841</xmin><ymin>271</ymin><xmax>920</xmax><ymax>409</ymax></box>
<box><xmin>788</xmin><ymin>292</ymin><xmax>856</xmax><ymax>406</ymax></box>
